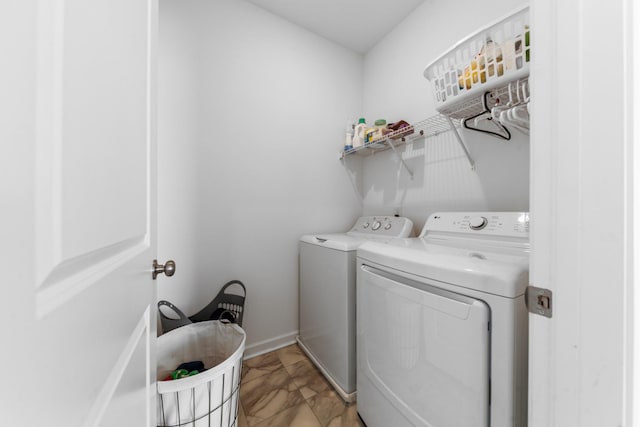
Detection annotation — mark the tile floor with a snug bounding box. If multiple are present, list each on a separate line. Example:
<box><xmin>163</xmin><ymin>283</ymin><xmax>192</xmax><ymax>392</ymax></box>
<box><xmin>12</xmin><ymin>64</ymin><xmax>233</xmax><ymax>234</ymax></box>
<box><xmin>238</xmin><ymin>344</ymin><xmax>363</xmax><ymax>427</ymax></box>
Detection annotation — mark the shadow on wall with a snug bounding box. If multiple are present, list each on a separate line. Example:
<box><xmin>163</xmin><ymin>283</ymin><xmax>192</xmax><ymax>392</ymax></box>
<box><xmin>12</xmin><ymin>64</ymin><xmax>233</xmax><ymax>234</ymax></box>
<box><xmin>342</xmin><ymin>128</ymin><xmax>529</xmax><ymax>227</ymax></box>
<box><xmin>341</xmin><ymin>154</ymin><xmax>364</xmax><ymax>206</ymax></box>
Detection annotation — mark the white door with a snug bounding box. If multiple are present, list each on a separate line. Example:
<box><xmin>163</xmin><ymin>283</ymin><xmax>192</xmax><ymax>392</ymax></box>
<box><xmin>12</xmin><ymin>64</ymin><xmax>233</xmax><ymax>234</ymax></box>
<box><xmin>529</xmin><ymin>0</ymin><xmax>636</xmax><ymax>425</ymax></box>
<box><xmin>0</xmin><ymin>1</ymin><xmax>161</xmax><ymax>425</ymax></box>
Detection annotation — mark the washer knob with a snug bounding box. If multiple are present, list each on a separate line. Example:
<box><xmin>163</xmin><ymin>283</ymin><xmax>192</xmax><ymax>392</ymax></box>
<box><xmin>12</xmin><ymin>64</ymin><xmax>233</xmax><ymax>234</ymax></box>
<box><xmin>363</xmin><ymin>222</ymin><xmax>370</xmax><ymax>229</ymax></box>
<box><xmin>469</xmin><ymin>216</ymin><xmax>488</xmax><ymax>230</ymax></box>
<box><xmin>384</xmin><ymin>223</ymin><xmax>392</xmax><ymax>230</ymax></box>
<box><xmin>372</xmin><ymin>221</ymin><xmax>382</xmax><ymax>231</ymax></box>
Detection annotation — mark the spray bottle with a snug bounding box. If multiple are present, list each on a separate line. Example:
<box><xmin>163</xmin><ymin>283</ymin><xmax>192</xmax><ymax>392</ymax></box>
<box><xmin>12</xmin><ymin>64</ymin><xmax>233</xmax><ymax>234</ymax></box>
<box><xmin>344</xmin><ymin>120</ymin><xmax>354</xmax><ymax>151</ymax></box>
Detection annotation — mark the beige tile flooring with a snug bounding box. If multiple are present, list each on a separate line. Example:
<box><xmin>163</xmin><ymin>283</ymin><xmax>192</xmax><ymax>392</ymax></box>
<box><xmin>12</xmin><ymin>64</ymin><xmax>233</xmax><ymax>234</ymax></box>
<box><xmin>238</xmin><ymin>344</ymin><xmax>363</xmax><ymax>427</ymax></box>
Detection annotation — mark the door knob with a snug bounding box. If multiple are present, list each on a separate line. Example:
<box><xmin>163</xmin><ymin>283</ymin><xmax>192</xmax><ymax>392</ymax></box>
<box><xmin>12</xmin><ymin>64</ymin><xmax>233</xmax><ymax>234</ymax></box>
<box><xmin>153</xmin><ymin>259</ymin><xmax>176</xmax><ymax>280</ymax></box>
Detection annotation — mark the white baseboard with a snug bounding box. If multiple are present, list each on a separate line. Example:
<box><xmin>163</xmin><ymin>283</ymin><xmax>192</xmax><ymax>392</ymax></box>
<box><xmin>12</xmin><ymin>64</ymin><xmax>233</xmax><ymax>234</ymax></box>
<box><xmin>243</xmin><ymin>330</ymin><xmax>298</xmax><ymax>360</ymax></box>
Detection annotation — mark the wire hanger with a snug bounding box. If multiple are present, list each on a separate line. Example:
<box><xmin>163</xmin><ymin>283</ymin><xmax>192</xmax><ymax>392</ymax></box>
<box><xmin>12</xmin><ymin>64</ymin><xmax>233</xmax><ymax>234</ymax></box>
<box><xmin>462</xmin><ymin>91</ymin><xmax>511</xmax><ymax>141</ymax></box>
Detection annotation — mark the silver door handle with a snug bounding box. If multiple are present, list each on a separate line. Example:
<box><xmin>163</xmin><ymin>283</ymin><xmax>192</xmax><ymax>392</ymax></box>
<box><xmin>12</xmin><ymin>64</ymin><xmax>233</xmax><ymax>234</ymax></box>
<box><xmin>153</xmin><ymin>259</ymin><xmax>176</xmax><ymax>280</ymax></box>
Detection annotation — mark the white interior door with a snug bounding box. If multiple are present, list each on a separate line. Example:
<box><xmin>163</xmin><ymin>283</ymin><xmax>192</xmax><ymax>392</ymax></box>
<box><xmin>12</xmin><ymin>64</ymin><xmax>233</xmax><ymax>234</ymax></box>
<box><xmin>529</xmin><ymin>0</ymin><xmax>636</xmax><ymax>426</ymax></box>
<box><xmin>0</xmin><ymin>1</ymin><xmax>160</xmax><ymax>425</ymax></box>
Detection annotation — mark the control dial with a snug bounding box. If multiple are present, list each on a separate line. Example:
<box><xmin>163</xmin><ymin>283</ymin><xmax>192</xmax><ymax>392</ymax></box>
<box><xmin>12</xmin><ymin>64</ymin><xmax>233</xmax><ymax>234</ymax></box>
<box><xmin>384</xmin><ymin>223</ymin><xmax>392</xmax><ymax>230</ymax></box>
<box><xmin>362</xmin><ymin>222</ymin><xmax>370</xmax><ymax>229</ymax></box>
<box><xmin>372</xmin><ymin>221</ymin><xmax>382</xmax><ymax>231</ymax></box>
<box><xmin>469</xmin><ymin>216</ymin><xmax>488</xmax><ymax>230</ymax></box>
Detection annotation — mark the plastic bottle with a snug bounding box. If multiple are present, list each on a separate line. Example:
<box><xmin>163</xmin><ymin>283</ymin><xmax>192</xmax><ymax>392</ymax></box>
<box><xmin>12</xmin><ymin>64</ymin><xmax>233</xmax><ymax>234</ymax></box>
<box><xmin>352</xmin><ymin>118</ymin><xmax>366</xmax><ymax>148</ymax></box>
<box><xmin>365</xmin><ymin>119</ymin><xmax>388</xmax><ymax>143</ymax></box>
<box><xmin>344</xmin><ymin>120</ymin><xmax>354</xmax><ymax>151</ymax></box>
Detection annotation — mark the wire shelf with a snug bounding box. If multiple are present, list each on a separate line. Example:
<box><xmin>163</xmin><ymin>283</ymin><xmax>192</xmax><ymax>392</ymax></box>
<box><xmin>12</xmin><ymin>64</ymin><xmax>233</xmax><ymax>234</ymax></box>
<box><xmin>340</xmin><ymin>114</ymin><xmax>461</xmax><ymax>159</ymax></box>
<box><xmin>339</xmin><ymin>114</ymin><xmax>473</xmax><ymax>176</ymax></box>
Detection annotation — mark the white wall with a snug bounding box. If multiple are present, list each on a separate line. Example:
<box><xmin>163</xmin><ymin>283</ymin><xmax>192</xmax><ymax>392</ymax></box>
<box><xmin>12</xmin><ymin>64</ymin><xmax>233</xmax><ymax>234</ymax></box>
<box><xmin>358</xmin><ymin>0</ymin><xmax>530</xmax><ymax>229</ymax></box>
<box><xmin>158</xmin><ymin>0</ymin><xmax>202</xmax><ymax>328</ymax></box>
<box><xmin>158</xmin><ymin>0</ymin><xmax>531</xmax><ymax>354</ymax></box>
<box><xmin>158</xmin><ymin>0</ymin><xmax>363</xmax><ymax>354</ymax></box>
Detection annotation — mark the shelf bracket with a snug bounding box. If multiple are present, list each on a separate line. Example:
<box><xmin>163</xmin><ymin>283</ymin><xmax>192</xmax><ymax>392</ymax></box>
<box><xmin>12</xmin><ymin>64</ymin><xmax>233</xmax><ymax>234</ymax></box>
<box><xmin>387</xmin><ymin>138</ymin><xmax>414</xmax><ymax>179</ymax></box>
<box><xmin>445</xmin><ymin>116</ymin><xmax>475</xmax><ymax>169</ymax></box>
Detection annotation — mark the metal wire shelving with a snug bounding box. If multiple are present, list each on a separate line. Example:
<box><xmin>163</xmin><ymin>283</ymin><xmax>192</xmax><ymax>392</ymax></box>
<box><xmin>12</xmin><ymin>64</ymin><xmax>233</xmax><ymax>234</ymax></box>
<box><xmin>339</xmin><ymin>114</ymin><xmax>474</xmax><ymax>178</ymax></box>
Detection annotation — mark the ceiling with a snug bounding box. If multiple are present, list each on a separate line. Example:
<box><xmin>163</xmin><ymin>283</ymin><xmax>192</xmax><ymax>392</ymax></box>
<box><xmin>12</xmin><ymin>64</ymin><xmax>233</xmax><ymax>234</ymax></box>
<box><xmin>245</xmin><ymin>0</ymin><xmax>426</xmax><ymax>54</ymax></box>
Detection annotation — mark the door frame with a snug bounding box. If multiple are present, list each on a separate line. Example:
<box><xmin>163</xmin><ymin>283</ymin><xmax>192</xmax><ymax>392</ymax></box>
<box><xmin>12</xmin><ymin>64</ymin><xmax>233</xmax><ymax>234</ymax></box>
<box><xmin>635</xmin><ymin>0</ymin><xmax>640</xmax><ymax>421</ymax></box>
<box><xmin>529</xmin><ymin>0</ymin><xmax>636</xmax><ymax>425</ymax></box>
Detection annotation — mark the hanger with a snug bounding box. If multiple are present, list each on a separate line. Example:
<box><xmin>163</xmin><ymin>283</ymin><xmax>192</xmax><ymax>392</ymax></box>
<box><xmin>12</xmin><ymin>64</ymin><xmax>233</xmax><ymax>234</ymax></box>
<box><xmin>463</xmin><ymin>91</ymin><xmax>511</xmax><ymax>140</ymax></box>
<box><xmin>500</xmin><ymin>79</ymin><xmax>530</xmax><ymax>135</ymax></box>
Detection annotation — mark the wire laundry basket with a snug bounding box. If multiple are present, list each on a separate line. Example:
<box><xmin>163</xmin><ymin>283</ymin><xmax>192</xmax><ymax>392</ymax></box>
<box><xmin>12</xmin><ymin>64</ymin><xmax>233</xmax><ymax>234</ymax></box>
<box><xmin>157</xmin><ymin>321</ymin><xmax>246</xmax><ymax>427</ymax></box>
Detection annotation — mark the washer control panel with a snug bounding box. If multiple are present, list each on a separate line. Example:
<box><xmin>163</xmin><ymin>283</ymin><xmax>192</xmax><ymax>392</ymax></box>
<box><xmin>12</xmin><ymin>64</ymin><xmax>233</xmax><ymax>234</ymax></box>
<box><xmin>420</xmin><ymin>212</ymin><xmax>529</xmax><ymax>238</ymax></box>
<box><xmin>349</xmin><ymin>216</ymin><xmax>414</xmax><ymax>238</ymax></box>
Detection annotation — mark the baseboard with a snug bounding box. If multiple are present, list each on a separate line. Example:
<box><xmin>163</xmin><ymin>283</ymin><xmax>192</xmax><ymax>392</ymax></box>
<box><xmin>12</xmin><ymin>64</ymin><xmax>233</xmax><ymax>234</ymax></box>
<box><xmin>243</xmin><ymin>330</ymin><xmax>298</xmax><ymax>360</ymax></box>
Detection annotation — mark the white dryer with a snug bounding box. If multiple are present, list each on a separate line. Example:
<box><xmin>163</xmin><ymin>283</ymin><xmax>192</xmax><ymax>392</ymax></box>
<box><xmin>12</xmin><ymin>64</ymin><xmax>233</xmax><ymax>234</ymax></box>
<box><xmin>297</xmin><ymin>216</ymin><xmax>413</xmax><ymax>402</ymax></box>
<box><xmin>356</xmin><ymin>212</ymin><xmax>529</xmax><ymax>427</ymax></box>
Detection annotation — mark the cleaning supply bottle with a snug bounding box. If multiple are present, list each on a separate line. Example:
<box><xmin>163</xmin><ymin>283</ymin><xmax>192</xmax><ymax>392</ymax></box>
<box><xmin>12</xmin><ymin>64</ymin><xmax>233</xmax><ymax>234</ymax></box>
<box><xmin>375</xmin><ymin>119</ymin><xmax>387</xmax><ymax>131</ymax></box>
<box><xmin>374</xmin><ymin>119</ymin><xmax>389</xmax><ymax>141</ymax></box>
<box><xmin>352</xmin><ymin>118</ymin><xmax>366</xmax><ymax>148</ymax></box>
<box><xmin>364</xmin><ymin>126</ymin><xmax>375</xmax><ymax>144</ymax></box>
<box><xmin>344</xmin><ymin>120</ymin><xmax>354</xmax><ymax>151</ymax></box>
<box><xmin>365</xmin><ymin>119</ymin><xmax>388</xmax><ymax>143</ymax></box>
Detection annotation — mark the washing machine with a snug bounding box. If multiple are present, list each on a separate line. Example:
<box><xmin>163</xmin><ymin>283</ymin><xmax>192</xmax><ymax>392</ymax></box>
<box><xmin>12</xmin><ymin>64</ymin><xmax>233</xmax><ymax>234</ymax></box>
<box><xmin>356</xmin><ymin>212</ymin><xmax>529</xmax><ymax>427</ymax></box>
<box><xmin>297</xmin><ymin>216</ymin><xmax>413</xmax><ymax>402</ymax></box>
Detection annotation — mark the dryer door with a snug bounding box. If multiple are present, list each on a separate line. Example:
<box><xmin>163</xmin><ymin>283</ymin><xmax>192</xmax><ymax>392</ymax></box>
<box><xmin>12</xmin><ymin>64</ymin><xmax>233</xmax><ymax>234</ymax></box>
<box><xmin>357</xmin><ymin>264</ymin><xmax>491</xmax><ymax>427</ymax></box>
